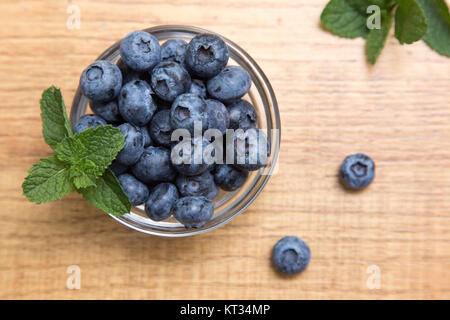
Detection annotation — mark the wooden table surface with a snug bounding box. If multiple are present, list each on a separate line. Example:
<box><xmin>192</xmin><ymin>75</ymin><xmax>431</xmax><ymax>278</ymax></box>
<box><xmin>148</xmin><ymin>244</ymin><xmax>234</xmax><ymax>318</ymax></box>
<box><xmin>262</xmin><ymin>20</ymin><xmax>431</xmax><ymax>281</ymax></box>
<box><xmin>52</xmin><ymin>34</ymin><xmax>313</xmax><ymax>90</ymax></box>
<box><xmin>1</xmin><ymin>0</ymin><xmax>449</xmax><ymax>300</ymax></box>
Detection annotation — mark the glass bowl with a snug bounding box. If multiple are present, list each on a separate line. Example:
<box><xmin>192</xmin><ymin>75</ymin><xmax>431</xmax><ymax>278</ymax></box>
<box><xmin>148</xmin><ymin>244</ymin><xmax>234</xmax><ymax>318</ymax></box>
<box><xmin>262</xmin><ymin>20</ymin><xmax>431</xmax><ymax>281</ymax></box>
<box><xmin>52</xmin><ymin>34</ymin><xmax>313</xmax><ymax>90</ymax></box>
<box><xmin>70</xmin><ymin>25</ymin><xmax>280</xmax><ymax>237</ymax></box>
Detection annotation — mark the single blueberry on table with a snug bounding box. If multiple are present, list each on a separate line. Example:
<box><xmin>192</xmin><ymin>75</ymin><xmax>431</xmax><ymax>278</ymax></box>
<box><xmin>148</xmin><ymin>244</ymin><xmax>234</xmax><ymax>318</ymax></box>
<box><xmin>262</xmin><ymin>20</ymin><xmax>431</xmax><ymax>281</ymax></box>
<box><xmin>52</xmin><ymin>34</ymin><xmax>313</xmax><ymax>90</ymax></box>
<box><xmin>273</xmin><ymin>236</ymin><xmax>311</xmax><ymax>275</ymax></box>
<box><xmin>185</xmin><ymin>33</ymin><xmax>229</xmax><ymax>79</ymax></box>
<box><xmin>214</xmin><ymin>164</ymin><xmax>248</xmax><ymax>191</ymax></box>
<box><xmin>118</xmin><ymin>80</ymin><xmax>157</xmax><ymax>127</ymax></box>
<box><xmin>90</xmin><ymin>99</ymin><xmax>122</xmax><ymax>123</ymax></box>
<box><xmin>145</xmin><ymin>182</ymin><xmax>179</xmax><ymax>221</ymax></box>
<box><xmin>205</xmin><ymin>99</ymin><xmax>230</xmax><ymax>135</ymax></box>
<box><xmin>117</xmin><ymin>173</ymin><xmax>149</xmax><ymax>206</ymax></box>
<box><xmin>230</xmin><ymin>128</ymin><xmax>271</xmax><ymax>171</ymax></box>
<box><xmin>116</xmin><ymin>123</ymin><xmax>144</xmax><ymax>166</ymax></box>
<box><xmin>139</xmin><ymin>126</ymin><xmax>152</xmax><ymax>147</ymax></box>
<box><xmin>189</xmin><ymin>79</ymin><xmax>207</xmax><ymax>98</ymax></box>
<box><xmin>176</xmin><ymin>171</ymin><xmax>217</xmax><ymax>199</ymax></box>
<box><xmin>227</xmin><ymin>99</ymin><xmax>257</xmax><ymax>131</ymax></box>
<box><xmin>80</xmin><ymin>60</ymin><xmax>122</xmax><ymax>102</ymax></box>
<box><xmin>173</xmin><ymin>196</ymin><xmax>214</xmax><ymax>228</ymax></box>
<box><xmin>171</xmin><ymin>136</ymin><xmax>215</xmax><ymax>176</ymax></box>
<box><xmin>73</xmin><ymin>114</ymin><xmax>107</xmax><ymax>134</ymax></box>
<box><xmin>109</xmin><ymin>160</ymin><xmax>128</xmax><ymax>176</ymax></box>
<box><xmin>131</xmin><ymin>146</ymin><xmax>176</xmax><ymax>184</ymax></box>
<box><xmin>340</xmin><ymin>153</ymin><xmax>375</xmax><ymax>190</ymax></box>
<box><xmin>207</xmin><ymin>66</ymin><xmax>251</xmax><ymax>103</ymax></box>
<box><xmin>150</xmin><ymin>61</ymin><xmax>191</xmax><ymax>102</ymax></box>
<box><xmin>120</xmin><ymin>31</ymin><xmax>161</xmax><ymax>72</ymax></box>
<box><xmin>149</xmin><ymin>110</ymin><xmax>172</xmax><ymax>147</ymax></box>
<box><xmin>160</xmin><ymin>39</ymin><xmax>188</xmax><ymax>66</ymax></box>
<box><xmin>170</xmin><ymin>93</ymin><xmax>208</xmax><ymax>134</ymax></box>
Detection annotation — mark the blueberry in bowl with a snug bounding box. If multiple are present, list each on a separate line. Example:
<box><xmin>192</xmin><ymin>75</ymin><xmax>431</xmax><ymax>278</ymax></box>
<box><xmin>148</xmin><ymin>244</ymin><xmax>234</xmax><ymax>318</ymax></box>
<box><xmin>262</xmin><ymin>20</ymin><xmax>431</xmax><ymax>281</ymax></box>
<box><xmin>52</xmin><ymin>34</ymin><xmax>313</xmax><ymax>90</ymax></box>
<box><xmin>71</xmin><ymin>25</ymin><xmax>280</xmax><ymax>237</ymax></box>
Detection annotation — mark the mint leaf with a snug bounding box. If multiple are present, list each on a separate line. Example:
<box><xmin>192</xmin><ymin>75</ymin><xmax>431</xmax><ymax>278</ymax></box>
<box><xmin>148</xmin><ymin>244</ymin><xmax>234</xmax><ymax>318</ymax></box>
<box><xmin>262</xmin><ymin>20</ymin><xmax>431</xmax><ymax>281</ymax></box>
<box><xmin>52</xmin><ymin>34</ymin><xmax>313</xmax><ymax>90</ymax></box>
<box><xmin>416</xmin><ymin>0</ymin><xmax>450</xmax><ymax>57</ymax></box>
<box><xmin>395</xmin><ymin>0</ymin><xmax>428</xmax><ymax>44</ymax></box>
<box><xmin>79</xmin><ymin>169</ymin><xmax>131</xmax><ymax>216</ymax></box>
<box><xmin>347</xmin><ymin>0</ymin><xmax>394</xmax><ymax>13</ymax></box>
<box><xmin>22</xmin><ymin>156</ymin><xmax>74</xmax><ymax>204</ymax></box>
<box><xmin>55</xmin><ymin>125</ymin><xmax>125</xmax><ymax>186</ymax></box>
<box><xmin>321</xmin><ymin>0</ymin><xmax>370</xmax><ymax>39</ymax></box>
<box><xmin>367</xmin><ymin>9</ymin><xmax>394</xmax><ymax>64</ymax></box>
<box><xmin>40</xmin><ymin>86</ymin><xmax>73</xmax><ymax>150</ymax></box>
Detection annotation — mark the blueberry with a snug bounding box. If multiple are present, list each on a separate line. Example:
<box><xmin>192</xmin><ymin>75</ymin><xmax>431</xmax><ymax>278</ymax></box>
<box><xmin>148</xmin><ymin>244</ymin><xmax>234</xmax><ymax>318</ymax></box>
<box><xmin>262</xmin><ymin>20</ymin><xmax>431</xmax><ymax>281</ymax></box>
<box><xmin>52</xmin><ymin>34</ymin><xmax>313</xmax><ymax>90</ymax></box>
<box><xmin>149</xmin><ymin>110</ymin><xmax>172</xmax><ymax>147</ymax></box>
<box><xmin>189</xmin><ymin>79</ymin><xmax>207</xmax><ymax>98</ymax></box>
<box><xmin>340</xmin><ymin>153</ymin><xmax>375</xmax><ymax>190</ymax></box>
<box><xmin>73</xmin><ymin>114</ymin><xmax>107</xmax><ymax>134</ymax></box>
<box><xmin>90</xmin><ymin>99</ymin><xmax>122</xmax><ymax>123</ymax></box>
<box><xmin>118</xmin><ymin>80</ymin><xmax>157</xmax><ymax>127</ymax></box>
<box><xmin>145</xmin><ymin>183</ymin><xmax>179</xmax><ymax>221</ymax></box>
<box><xmin>117</xmin><ymin>173</ymin><xmax>149</xmax><ymax>206</ymax></box>
<box><xmin>185</xmin><ymin>33</ymin><xmax>229</xmax><ymax>79</ymax></box>
<box><xmin>207</xmin><ymin>66</ymin><xmax>251</xmax><ymax>103</ymax></box>
<box><xmin>150</xmin><ymin>61</ymin><xmax>191</xmax><ymax>102</ymax></box>
<box><xmin>80</xmin><ymin>60</ymin><xmax>122</xmax><ymax>102</ymax></box>
<box><xmin>214</xmin><ymin>164</ymin><xmax>248</xmax><ymax>191</ymax></box>
<box><xmin>120</xmin><ymin>31</ymin><xmax>161</xmax><ymax>72</ymax></box>
<box><xmin>171</xmin><ymin>136</ymin><xmax>215</xmax><ymax>176</ymax></box>
<box><xmin>176</xmin><ymin>171</ymin><xmax>217</xmax><ymax>199</ymax></box>
<box><xmin>206</xmin><ymin>182</ymin><xmax>218</xmax><ymax>200</ymax></box>
<box><xmin>109</xmin><ymin>160</ymin><xmax>128</xmax><ymax>176</ymax></box>
<box><xmin>116</xmin><ymin>58</ymin><xmax>144</xmax><ymax>84</ymax></box>
<box><xmin>230</xmin><ymin>128</ymin><xmax>270</xmax><ymax>171</ymax></box>
<box><xmin>139</xmin><ymin>126</ymin><xmax>152</xmax><ymax>147</ymax></box>
<box><xmin>170</xmin><ymin>93</ymin><xmax>208</xmax><ymax>134</ymax></box>
<box><xmin>160</xmin><ymin>39</ymin><xmax>188</xmax><ymax>66</ymax></box>
<box><xmin>227</xmin><ymin>99</ymin><xmax>256</xmax><ymax>130</ymax></box>
<box><xmin>131</xmin><ymin>146</ymin><xmax>176</xmax><ymax>184</ymax></box>
<box><xmin>116</xmin><ymin>123</ymin><xmax>144</xmax><ymax>166</ymax></box>
<box><xmin>272</xmin><ymin>236</ymin><xmax>311</xmax><ymax>275</ymax></box>
<box><xmin>173</xmin><ymin>196</ymin><xmax>214</xmax><ymax>228</ymax></box>
<box><xmin>205</xmin><ymin>99</ymin><xmax>230</xmax><ymax>134</ymax></box>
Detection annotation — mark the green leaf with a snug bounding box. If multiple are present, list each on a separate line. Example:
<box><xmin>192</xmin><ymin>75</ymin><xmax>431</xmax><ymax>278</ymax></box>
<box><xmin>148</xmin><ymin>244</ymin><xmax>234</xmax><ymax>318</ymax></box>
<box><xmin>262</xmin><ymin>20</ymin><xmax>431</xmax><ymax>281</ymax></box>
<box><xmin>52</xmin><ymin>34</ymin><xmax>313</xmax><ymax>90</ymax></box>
<box><xmin>416</xmin><ymin>0</ymin><xmax>450</xmax><ymax>57</ymax></box>
<box><xmin>22</xmin><ymin>156</ymin><xmax>74</xmax><ymax>204</ymax></box>
<box><xmin>321</xmin><ymin>0</ymin><xmax>370</xmax><ymax>39</ymax></box>
<box><xmin>366</xmin><ymin>9</ymin><xmax>394</xmax><ymax>64</ymax></box>
<box><xmin>79</xmin><ymin>169</ymin><xmax>131</xmax><ymax>216</ymax></box>
<box><xmin>55</xmin><ymin>125</ymin><xmax>125</xmax><ymax>186</ymax></box>
<box><xmin>40</xmin><ymin>86</ymin><xmax>73</xmax><ymax>150</ymax></box>
<box><xmin>347</xmin><ymin>0</ymin><xmax>394</xmax><ymax>13</ymax></box>
<box><xmin>395</xmin><ymin>0</ymin><xmax>428</xmax><ymax>44</ymax></box>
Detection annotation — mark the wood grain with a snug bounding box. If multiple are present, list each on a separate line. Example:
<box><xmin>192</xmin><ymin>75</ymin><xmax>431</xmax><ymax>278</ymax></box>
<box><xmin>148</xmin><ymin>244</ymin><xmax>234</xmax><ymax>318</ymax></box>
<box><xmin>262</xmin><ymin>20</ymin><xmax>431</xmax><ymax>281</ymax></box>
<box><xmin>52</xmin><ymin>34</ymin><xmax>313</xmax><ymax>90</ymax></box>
<box><xmin>0</xmin><ymin>0</ymin><xmax>449</xmax><ymax>299</ymax></box>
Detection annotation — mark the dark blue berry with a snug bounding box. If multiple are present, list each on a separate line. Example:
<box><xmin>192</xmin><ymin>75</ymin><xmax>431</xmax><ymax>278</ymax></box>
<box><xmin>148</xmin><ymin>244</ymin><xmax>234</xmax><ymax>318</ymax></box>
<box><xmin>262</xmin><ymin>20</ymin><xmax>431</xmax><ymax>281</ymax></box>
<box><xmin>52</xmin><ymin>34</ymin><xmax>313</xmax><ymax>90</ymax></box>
<box><xmin>73</xmin><ymin>114</ymin><xmax>106</xmax><ymax>134</ymax></box>
<box><xmin>116</xmin><ymin>123</ymin><xmax>144</xmax><ymax>166</ymax></box>
<box><xmin>150</xmin><ymin>61</ymin><xmax>191</xmax><ymax>102</ymax></box>
<box><xmin>109</xmin><ymin>160</ymin><xmax>128</xmax><ymax>176</ymax></box>
<box><xmin>118</xmin><ymin>80</ymin><xmax>157</xmax><ymax>127</ymax></box>
<box><xmin>273</xmin><ymin>236</ymin><xmax>311</xmax><ymax>275</ymax></box>
<box><xmin>90</xmin><ymin>99</ymin><xmax>122</xmax><ymax>123</ymax></box>
<box><xmin>145</xmin><ymin>183</ymin><xmax>179</xmax><ymax>221</ymax></box>
<box><xmin>228</xmin><ymin>99</ymin><xmax>257</xmax><ymax>130</ymax></box>
<box><xmin>80</xmin><ymin>60</ymin><xmax>122</xmax><ymax>102</ymax></box>
<box><xmin>131</xmin><ymin>146</ymin><xmax>176</xmax><ymax>184</ymax></box>
<box><xmin>173</xmin><ymin>196</ymin><xmax>214</xmax><ymax>228</ymax></box>
<box><xmin>171</xmin><ymin>136</ymin><xmax>215</xmax><ymax>176</ymax></box>
<box><xmin>139</xmin><ymin>126</ymin><xmax>152</xmax><ymax>147</ymax></box>
<box><xmin>189</xmin><ymin>79</ymin><xmax>207</xmax><ymax>98</ymax></box>
<box><xmin>207</xmin><ymin>66</ymin><xmax>251</xmax><ymax>103</ymax></box>
<box><xmin>185</xmin><ymin>33</ymin><xmax>229</xmax><ymax>79</ymax></box>
<box><xmin>214</xmin><ymin>164</ymin><xmax>248</xmax><ymax>191</ymax></box>
<box><xmin>170</xmin><ymin>93</ymin><xmax>208</xmax><ymax>134</ymax></box>
<box><xmin>340</xmin><ymin>153</ymin><xmax>375</xmax><ymax>190</ymax></box>
<box><xmin>116</xmin><ymin>58</ymin><xmax>144</xmax><ymax>84</ymax></box>
<box><xmin>176</xmin><ymin>171</ymin><xmax>217</xmax><ymax>199</ymax></box>
<box><xmin>160</xmin><ymin>39</ymin><xmax>188</xmax><ymax>66</ymax></box>
<box><xmin>117</xmin><ymin>173</ymin><xmax>149</xmax><ymax>206</ymax></box>
<box><xmin>120</xmin><ymin>31</ymin><xmax>161</xmax><ymax>72</ymax></box>
<box><xmin>149</xmin><ymin>110</ymin><xmax>172</xmax><ymax>147</ymax></box>
<box><xmin>230</xmin><ymin>128</ymin><xmax>270</xmax><ymax>171</ymax></box>
<box><xmin>205</xmin><ymin>99</ymin><xmax>230</xmax><ymax>135</ymax></box>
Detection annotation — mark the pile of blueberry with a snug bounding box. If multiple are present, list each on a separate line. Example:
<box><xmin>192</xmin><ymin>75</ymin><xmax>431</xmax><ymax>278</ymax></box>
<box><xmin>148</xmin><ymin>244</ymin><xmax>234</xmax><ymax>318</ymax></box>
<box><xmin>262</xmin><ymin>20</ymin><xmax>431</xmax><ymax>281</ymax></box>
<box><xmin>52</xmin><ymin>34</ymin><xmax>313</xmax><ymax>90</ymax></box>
<box><xmin>75</xmin><ymin>30</ymin><xmax>270</xmax><ymax>228</ymax></box>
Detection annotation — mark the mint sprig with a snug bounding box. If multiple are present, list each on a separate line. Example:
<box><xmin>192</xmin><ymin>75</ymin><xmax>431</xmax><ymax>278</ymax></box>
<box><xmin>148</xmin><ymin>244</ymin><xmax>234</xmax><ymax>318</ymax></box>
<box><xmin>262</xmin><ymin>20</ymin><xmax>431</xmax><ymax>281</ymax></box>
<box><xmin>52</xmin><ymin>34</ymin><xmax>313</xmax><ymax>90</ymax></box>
<box><xmin>22</xmin><ymin>86</ymin><xmax>131</xmax><ymax>216</ymax></box>
<box><xmin>321</xmin><ymin>0</ymin><xmax>450</xmax><ymax>64</ymax></box>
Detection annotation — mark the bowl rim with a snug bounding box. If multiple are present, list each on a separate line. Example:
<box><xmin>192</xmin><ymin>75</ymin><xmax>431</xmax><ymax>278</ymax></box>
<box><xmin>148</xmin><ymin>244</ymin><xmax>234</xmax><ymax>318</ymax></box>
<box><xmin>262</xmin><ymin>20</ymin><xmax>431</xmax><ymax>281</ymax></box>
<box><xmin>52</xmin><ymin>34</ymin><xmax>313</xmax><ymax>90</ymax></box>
<box><xmin>71</xmin><ymin>24</ymin><xmax>281</xmax><ymax>237</ymax></box>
